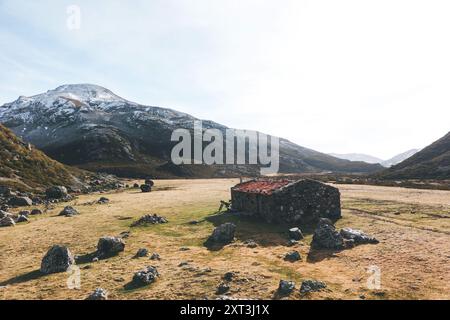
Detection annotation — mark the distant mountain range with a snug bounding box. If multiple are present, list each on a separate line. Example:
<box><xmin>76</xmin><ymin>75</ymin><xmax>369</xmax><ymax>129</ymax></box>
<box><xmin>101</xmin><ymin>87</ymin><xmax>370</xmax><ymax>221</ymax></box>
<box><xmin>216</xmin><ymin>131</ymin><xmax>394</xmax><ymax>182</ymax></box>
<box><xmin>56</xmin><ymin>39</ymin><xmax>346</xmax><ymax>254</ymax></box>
<box><xmin>329</xmin><ymin>149</ymin><xmax>420</xmax><ymax>167</ymax></box>
<box><xmin>376</xmin><ymin>132</ymin><xmax>450</xmax><ymax>180</ymax></box>
<box><xmin>0</xmin><ymin>84</ymin><xmax>383</xmax><ymax>178</ymax></box>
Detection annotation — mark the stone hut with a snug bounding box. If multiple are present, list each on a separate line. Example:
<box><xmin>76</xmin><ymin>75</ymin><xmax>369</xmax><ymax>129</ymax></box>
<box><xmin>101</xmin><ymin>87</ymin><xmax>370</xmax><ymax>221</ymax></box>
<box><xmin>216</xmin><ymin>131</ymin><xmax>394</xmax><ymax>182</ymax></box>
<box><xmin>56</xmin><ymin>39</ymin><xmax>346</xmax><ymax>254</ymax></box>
<box><xmin>231</xmin><ymin>179</ymin><xmax>341</xmax><ymax>224</ymax></box>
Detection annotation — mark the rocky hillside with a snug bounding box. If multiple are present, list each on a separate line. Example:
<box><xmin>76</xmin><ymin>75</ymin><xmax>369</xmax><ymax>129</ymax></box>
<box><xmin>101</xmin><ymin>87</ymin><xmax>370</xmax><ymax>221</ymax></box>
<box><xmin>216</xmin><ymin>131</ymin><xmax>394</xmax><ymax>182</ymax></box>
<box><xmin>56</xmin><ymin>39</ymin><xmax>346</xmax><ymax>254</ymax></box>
<box><xmin>377</xmin><ymin>132</ymin><xmax>450</xmax><ymax>179</ymax></box>
<box><xmin>0</xmin><ymin>124</ymin><xmax>86</xmax><ymax>191</ymax></box>
<box><xmin>0</xmin><ymin>84</ymin><xmax>383</xmax><ymax>178</ymax></box>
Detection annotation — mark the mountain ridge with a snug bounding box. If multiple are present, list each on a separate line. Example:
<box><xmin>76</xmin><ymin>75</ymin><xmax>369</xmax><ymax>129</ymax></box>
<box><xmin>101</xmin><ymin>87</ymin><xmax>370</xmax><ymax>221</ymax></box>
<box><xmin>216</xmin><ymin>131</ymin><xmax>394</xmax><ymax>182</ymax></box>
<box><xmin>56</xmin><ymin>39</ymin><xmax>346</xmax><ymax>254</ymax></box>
<box><xmin>377</xmin><ymin>132</ymin><xmax>449</xmax><ymax>180</ymax></box>
<box><xmin>0</xmin><ymin>84</ymin><xmax>384</xmax><ymax>178</ymax></box>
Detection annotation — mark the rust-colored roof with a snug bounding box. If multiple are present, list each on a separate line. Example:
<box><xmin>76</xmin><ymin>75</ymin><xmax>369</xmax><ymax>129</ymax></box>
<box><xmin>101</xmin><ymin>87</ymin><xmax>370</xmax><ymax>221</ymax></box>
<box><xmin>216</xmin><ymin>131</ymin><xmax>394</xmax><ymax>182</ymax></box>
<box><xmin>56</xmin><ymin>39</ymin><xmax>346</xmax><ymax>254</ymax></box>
<box><xmin>232</xmin><ymin>180</ymin><xmax>291</xmax><ymax>195</ymax></box>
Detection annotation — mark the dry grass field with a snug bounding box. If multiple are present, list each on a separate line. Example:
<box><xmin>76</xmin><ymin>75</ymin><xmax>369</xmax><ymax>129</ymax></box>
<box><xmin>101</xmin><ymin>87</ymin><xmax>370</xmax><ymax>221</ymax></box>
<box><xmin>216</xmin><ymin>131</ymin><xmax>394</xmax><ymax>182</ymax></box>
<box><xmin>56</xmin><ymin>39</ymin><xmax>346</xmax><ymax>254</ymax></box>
<box><xmin>0</xmin><ymin>179</ymin><xmax>449</xmax><ymax>300</ymax></box>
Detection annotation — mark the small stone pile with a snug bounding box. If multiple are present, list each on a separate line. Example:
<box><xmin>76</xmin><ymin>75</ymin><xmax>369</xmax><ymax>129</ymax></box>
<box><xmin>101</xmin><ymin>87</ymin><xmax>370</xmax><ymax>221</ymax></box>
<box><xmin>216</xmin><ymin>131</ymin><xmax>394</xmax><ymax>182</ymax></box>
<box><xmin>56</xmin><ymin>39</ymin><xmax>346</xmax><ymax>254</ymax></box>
<box><xmin>311</xmin><ymin>218</ymin><xmax>379</xmax><ymax>250</ymax></box>
<box><xmin>86</xmin><ymin>288</ymin><xmax>108</xmax><ymax>300</ymax></box>
<box><xmin>132</xmin><ymin>266</ymin><xmax>159</xmax><ymax>286</ymax></box>
<box><xmin>131</xmin><ymin>214</ymin><xmax>168</xmax><ymax>227</ymax></box>
<box><xmin>59</xmin><ymin>206</ymin><xmax>79</xmax><ymax>217</ymax></box>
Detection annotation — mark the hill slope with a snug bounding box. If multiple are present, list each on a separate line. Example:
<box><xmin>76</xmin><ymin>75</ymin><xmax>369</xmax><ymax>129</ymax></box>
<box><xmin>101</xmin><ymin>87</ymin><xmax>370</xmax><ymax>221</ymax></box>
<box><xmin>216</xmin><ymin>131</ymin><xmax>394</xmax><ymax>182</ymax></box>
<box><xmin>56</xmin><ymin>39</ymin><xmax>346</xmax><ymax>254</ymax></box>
<box><xmin>378</xmin><ymin>132</ymin><xmax>450</xmax><ymax>179</ymax></box>
<box><xmin>381</xmin><ymin>149</ymin><xmax>419</xmax><ymax>167</ymax></box>
<box><xmin>0</xmin><ymin>124</ymin><xmax>86</xmax><ymax>191</ymax></box>
<box><xmin>0</xmin><ymin>84</ymin><xmax>383</xmax><ymax>178</ymax></box>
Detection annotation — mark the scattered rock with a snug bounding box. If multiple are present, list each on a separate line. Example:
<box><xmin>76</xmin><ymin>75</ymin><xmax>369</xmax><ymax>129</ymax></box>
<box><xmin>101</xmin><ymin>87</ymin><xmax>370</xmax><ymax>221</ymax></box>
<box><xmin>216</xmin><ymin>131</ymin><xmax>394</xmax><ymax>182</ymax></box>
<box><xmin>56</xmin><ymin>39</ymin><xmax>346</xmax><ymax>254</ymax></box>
<box><xmin>223</xmin><ymin>272</ymin><xmax>236</xmax><ymax>282</ymax></box>
<box><xmin>132</xmin><ymin>266</ymin><xmax>159</xmax><ymax>286</ymax></box>
<box><xmin>0</xmin><ymin>210</ymin><xmax>10</xmax><ymax>219</ymax></box>
<box><xmin>243</xmin><ymin>239</ymin><xmax>258</xmax><ymax>248</ymax></box>
<box><xmin>278</xmin><ymin>280</ymin><xmax>295</xmax><ymax>295</ymax></box>
<box><xmin>0</xmin><ymin>186</ymin><xmax>11</xmax><ymax>195</ymax></box>
<box><xmin>19</xmin><ymin>210</ymin><xmax>30</xmax><ymax>217</ymax></box>
<box><xmin>206</xmin><ymin>223</ymin><xmax>236</xmax><ymax>245</ymax></box>
<box><xmin>289</xmin><ymin>227</ymin><xmax>304</xmax><ymax>240</ymax></box>
<box><xmin>140</xmin><ymin>184</ymin><xmax>152</xmax><ymax>193</ymax></box>
<box><xmin>178</xmin><ymin>261</ymin><xmax>189</xmax><ymax>267</ymax></box>
<box><xmin>180</xmin><ymin>247</ymin><xmax>190</xmax><ymax>251</ymax></box>
<box><xmin>92</xmin><ymin>257</ymin><xmax>99</xmax><ymax>263</ymax></box>
<box><xmin>340</xmin><ymin>228</ymin><xmax>379</xmax><ymax>245</ymax></box>
<box><xmin>30</xmin><ymin>209</ymin><xmax>43</xmax><ymax>215</ymax></box>
<box><xmin>284</xmin><ymin>250</ymin><xmax>301</xmax><ymax>262</ymax></box>
<box><xmin>311</xmin><ymin>218</ymin><xmax>345</xmax><ymax>250</ymax></box>
<box><xmin>16</xmin><ymin>215</ymin><xmax>29</xmax><ymax>223</ymax></box>
<box><xmin>287</xmin><ymin>239</ymin><xmax>299</xmax><ymax>247</ymax></box>
<box><xmin>8</xmin><ymin>196</ymin><xmax>32</xmax><ymax>207</ymax></box>
<box><xmin>133</xmin><ymin>183</ymin><xmax>139</xmax><ymax>188</ymax></box>
<box><xmin>131</xmin><ymin>214</ymin><xmax>168</xmax><ymax>227</ymax></box>
<box><xmin>86</xmin><ymin>288</ymin><xmax>108</xmax><ymax>300</ymax></box>
<box><xmin>150</xmin><ymin>253</ymin><xmax>161</xmax><ymax>260</ymax></box>
<box><xmin>97</xmin><ymin>197</ymin><xmax>110</xmax><ymax>204</ymax></box>
<box><xmin>135</xmin><ymin>248</ymin><xmax>148</xmax><ymax>258</ymax></box>
<box><xmin>145</xmin><ymin>179</ymin><xmax>155</xmax><ymax>187</ymax></box>
<box><xmin>40</xmin><ymin>245</ymin><xmax>75</xmax><ymax>274</ymax></box>
<box><xmin>216</xmin><ymin>283</ymin><xmax>230</xmax><ymax>294</ymax></box>
<box><xmin>97</xmin><ymin>237</ymin><xmax>125</xmax><ymax>258</ymax></box>
<box><xmin>59</xmin><ymin>206</ymin><xmax>79</xmax><ymax>217</ymax></box>
<box><xmin>188</xmin><ymin>220</ymin><xmax>201</xmax><ymax>225</ymax></box>
<box><xmin>300</xmin><ymin>280</ymin><xmax>327</xmax><ymax>294</ymax></box>
<box><xmin>46</xmin><ymin>186</ymin><xmax>68</xmax><ymax>199</ymax></box>
<box><xmin>0</xmin><ymin>217</ymin><xmax>15</xmax><ymax>227</ymax></box>
<box><xmin>119</xmin><ymin>231</ymin><xmax>131</xmax><ymax>239</ymax></box>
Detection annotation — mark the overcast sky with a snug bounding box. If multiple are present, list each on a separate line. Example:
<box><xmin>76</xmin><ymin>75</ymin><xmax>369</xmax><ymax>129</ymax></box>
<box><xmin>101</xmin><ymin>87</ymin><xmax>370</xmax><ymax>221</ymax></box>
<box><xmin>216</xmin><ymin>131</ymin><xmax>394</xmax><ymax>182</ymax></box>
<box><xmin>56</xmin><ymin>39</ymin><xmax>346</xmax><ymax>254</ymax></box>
<box><xmin>1</xmin><ymin>0</ymin><xmax>449</xmax><ymax>159</ymax></box>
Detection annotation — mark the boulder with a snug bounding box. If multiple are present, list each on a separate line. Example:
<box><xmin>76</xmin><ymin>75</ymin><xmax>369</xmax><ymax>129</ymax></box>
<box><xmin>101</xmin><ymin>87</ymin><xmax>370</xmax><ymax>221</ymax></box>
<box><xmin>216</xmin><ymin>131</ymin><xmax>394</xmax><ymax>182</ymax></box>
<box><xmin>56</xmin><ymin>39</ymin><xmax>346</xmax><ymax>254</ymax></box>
<box><xmin>311</xmin><ymin>219</ymin><xmax>345</xmax><ymax>250</ymax></box>
<box><xmin>140</xmin><ymin>184</ymin><xmax>152</xmax><ymax>193</ymax></box>
<box><xmin>59</xmin><ymin>206</ymin><xmax>79</xmax><ymax>217</ymax></box>
<box><xmin>207</xmin><ymin>223</ymin><xmax>236</xmax><ymax>244</ymax></box>
<box><xmin>288</xmin><ymin>227</ymin><xmax>304</xmax><ymax>240</ymax></box>
<box><xmin>97</xmin><ymin>236</ymin><xmax>125</xmax><ymax>258</ymax></box>
<box><xmin>300</xmin><ymin>280</ymin><xmax>327</xmax><ymax>294</ymax></box>
<box><xmin>132</xmin><ymin>266</ymin><xmax>159</xmax><ymax>286</ymax></box>
<box><xmin>340</xmin><ymin>228</ymin><xmax>379</xmax><ymax>245</ymax></box>
<box><xmin>46</xmin><ymin>186</ymin><xmax>68</xmax><ymax>199</ymax></box>
<box><xmin>40</xmin><ymin>245</ymin><xmax>75</xmax><ymax>274</ymax></box>
<box><xmin>0</xmin><ymin>217</ymin><xmax>15</xmax><ymax>227</ymax></box>
<box><xmin>31</xmin><ymin>209</ymin><xmax>43</xmax><ymax>215</ymax></box>
<box><xmin>278</xmin><ymin>280</ymin><xmax>295</xmax><ymax>295</ymax></box>
<box><xmin>284</xmin><ymin>251</ymin><xmax>301</xmax><ymax>262</ymax></box>
<box><xmin>8</xmin><ymin>196</ymin><xmax>32</xmax><ymax>207</ymax></box>
<box><xmin>86</xmin><ymin>288</ymin><xmax>108</xmax><ymax>300</ymax></box>
<box><xmin>145</xmin><ymin>179</ymin><xmax>155</xmax><ymax>187</ymax></box>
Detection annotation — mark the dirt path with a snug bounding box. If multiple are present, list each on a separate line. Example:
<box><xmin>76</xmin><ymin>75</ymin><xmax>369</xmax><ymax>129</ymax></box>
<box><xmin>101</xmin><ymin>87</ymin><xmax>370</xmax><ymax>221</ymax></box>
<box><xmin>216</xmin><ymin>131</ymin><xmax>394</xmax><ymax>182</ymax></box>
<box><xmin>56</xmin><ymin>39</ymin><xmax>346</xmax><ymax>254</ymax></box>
<box><xmin>0</xmin><ymin>180</ymin><xmax>448</xmax><ymax>300</ymax></box>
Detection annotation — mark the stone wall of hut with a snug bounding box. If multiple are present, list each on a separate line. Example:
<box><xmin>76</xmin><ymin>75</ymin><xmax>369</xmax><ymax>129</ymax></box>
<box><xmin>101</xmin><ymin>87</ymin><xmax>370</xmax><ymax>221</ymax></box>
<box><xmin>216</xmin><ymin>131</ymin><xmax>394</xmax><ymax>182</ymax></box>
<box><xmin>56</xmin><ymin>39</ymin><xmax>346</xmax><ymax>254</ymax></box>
<box><xmin>231</xmin><ymin>180</ymin><xmax>341</xmax><ymax>224</ymax></box>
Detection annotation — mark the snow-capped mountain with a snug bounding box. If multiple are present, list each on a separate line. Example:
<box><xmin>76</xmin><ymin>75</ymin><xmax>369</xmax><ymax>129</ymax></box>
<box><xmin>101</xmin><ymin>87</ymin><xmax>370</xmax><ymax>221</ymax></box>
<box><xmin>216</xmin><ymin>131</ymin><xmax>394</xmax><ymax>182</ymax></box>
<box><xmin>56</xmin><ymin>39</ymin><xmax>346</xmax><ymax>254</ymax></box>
<box><xmin>0</xmin><ymin>84</ymin><xmax>383</xmax><ymax>178</ymax></box>
<box><xmin>381</xmin><ymin>149</ymin><xmax>420</xmax><ymax>167</ymax></box>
